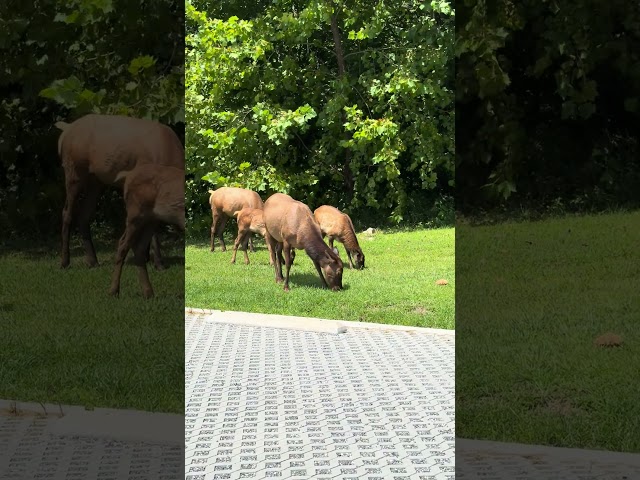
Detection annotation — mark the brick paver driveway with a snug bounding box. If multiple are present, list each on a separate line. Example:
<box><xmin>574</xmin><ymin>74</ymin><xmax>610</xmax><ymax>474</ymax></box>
<box><xmin>185</xmin><ymin>311</ymin><xmax>455</xmax><ymax>479</ymax></box>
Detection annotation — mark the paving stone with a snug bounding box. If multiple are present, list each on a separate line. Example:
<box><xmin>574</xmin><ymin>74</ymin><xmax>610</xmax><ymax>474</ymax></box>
<box><xmin>185</xmin><ymin>313</ymin><xmax>455</xmax><ymax>479</ymax></box>
<box><xmin>0</xmin><ymin>414</ymin><xmax>183</xmax><ymax>479</ymax></box>
<box><xmin>457</xmin><ymin>441</ymin><xmax>640</xmax><ymax>479</ymax></box>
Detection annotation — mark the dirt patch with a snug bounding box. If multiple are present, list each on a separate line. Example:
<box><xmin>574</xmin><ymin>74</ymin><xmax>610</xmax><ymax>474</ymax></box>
<box><xmin>412</xmin><ymin>306</ymin><xmax>431</xmax><ymax>315</ymax></box>
<box><xmin>594</xmin><ymin>332</ymin><xmax>623</xmax><ymax>348</ymax></box>
<box><xmin>535</xmin><ymin>397</ymin><xmax>582</xmax><ymax>417</ymax></box>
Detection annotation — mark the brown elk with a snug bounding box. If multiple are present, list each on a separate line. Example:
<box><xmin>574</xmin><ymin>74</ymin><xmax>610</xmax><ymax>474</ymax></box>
<box><xmin>230</xmin><ymin>207</ymin><xmax>275</xmax><ymax>265</ymax></box>
<box><xmin>55</xmin><ymin>114</ymin><xmax>184</xmax><ymax>269</ymax></box>
<box><xmin>263</xmin><ymin>193</ymin><xmax>343</xmax><ymax>292</ymax></box>
<box><xmin>109</xmin><ymin>164</ymin><xmax>185</xmax><ymax>299</ymax></box>
<box><xmin>209</xmin><ymin>187</ymin><xmax>263</xmax><ymax>252</ymax></box>
<box><xmin>314</xmin><ymin>205</ymin><xmax>365</xmax><ymax>269</ymax></box>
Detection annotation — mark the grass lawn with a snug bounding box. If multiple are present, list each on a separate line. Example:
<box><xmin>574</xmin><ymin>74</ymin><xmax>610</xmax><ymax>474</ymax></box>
<box><xmin>186</xmin><ymin>228</ymin><xmax>454</xmax><ymax>329</ymax></box>
<box><xmin>0</xmin><ymin>234</ymin><xmax>184</xmax><ymax>414</ymax></box>
<box><xmin>456</xmin><ymin>210</ymin><xmax>640</xmax><ymax>452</ymax></box>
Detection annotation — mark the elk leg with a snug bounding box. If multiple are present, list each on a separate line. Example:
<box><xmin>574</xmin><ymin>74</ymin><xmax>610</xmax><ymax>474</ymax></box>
<box><xmin>230</xmin><ymin>230</ymin><xmax>245</xmax><ymax>264</ymax></box>
<box><xmin>75</xmin><ymin>181</ymin><xmax>103</xmax><ymax>268</ymax></box>
<box><xmin>61</xmin><ymin>176</ymin><xmax>82</xmax><ymax>269</ymax></box>
<box><xmin>346</xmin><ymin>250</ymin><xmax>354</xmax><ymax>269</ymax></box>
<box><xmin>264</xmin><ymin>234</ymin><xmax>274</xmax><ymax>266</ymax></box>
<box><xmin>282</xmin><ymin>242</ymin><xmax>294</xmax><ymax>292</ymax></box>
<box><xmin>133</xmin><ymin>227</ymin><xmax>156</xmax><ymax>299</ymax></box>
<box><xmin>312</xmin><ymin>259</ymin><xmax>329</xmax><ymax>288</ymax></box>
<box><xmin>218</xmin><ymin>215</ymin><xmax>228</xmax><ymax>252</ymax></box>
<box><xmin>249</xmin><ymin>234</ymin><xmax>255</xmax><ymax>253</ymax></box>
<box><xmin>109</xmin><ymin>223</ymin><xmax>138</xmax><ymax>297</ymax></box>
<box><xmin>242</xmin><ymin>234</ymin><xmax>251</xmax><ymax>264</ymax></box>
<box><xmin>150</xmin><ymin>234</ymin><xmax>165</xmax><ymax>271</ymax></box>
<box><xmin>210</xmin><ymin>213</ymin><xmax>217</xmax><ymax>252</ymax></box>
<box><xmin>274</xmin><ymin>242</ymin><xmax>284</xmax><ymax>283</ymax></box>
<box><xmin>210</xmin><ymin>208</ymin><xmax>223</xmax><ymax>252</ymax></box>
<box><xmin>264</xmin><ymin>230</ymin><xmax>275</xmax><ymax>265</ymax></box>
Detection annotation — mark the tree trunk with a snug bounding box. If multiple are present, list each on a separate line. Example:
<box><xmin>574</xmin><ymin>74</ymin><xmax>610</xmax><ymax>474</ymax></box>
<box><xmin>330</xmin><ymin>5</ymin><xmax>354</xmax><ymax>200</ymax></box>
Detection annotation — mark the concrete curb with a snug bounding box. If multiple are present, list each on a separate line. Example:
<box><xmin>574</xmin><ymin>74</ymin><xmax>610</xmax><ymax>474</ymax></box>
<box><xmin>185</xmin><ymin>307</ymin><xmax>455</xmax><ymax>336</ymax></box>
<box><xmin>457</xmin><ymin>438</ymin><xmax>640</xmax><ymax>465</ymax></box>
<box><xmin>0</xmin><ymin>399</ymin><xmax>183</xmax><ymax>445</ymax></box>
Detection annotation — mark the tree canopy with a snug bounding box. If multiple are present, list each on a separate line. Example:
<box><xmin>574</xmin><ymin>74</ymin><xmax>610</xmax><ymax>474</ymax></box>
<box><xmin>457</xmin><ymin>0</ymin><xmax>640</xmax><ymax>213</ymax></box>
<box><xmin>186</xmin><ymin>0</ymin><xmax>455</xmax><ymax>230</ymax></box>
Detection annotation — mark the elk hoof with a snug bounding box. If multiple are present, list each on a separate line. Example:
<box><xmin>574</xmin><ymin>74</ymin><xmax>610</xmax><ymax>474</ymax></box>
<box><xmin>108</xmin><ymin>288</ymin><xmax>120</xmax><ymax>297</ymax></box>
<box><xmin>230</xmin><ymin>259</ymin><xmax>236</xmax><ymax>264</ymax></box>
<box><xmin>220</xmin><ymin>247</ymin><xmax>226</xmax><ymax>252</ymax></box>
<box><xmin>142</xmin><ymin>289</ymin><xmax>154</xmax><ymax>299</ymax></box>
<box><xmin>86</xmin><ymin>259</ymin><xmax>99</xmax><ymax>268</ymax></box>
<box><xmin>244</xmin><ymin>260</ymin><xmax>250</xmax><ymax>265</ymax></box>
<box><xmin>283</xmin><ymin>286</ymin><xmax>290</xmax><ymax>292</ymax></box>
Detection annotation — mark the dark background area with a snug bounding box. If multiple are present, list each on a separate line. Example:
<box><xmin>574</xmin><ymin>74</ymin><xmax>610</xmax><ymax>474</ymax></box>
<box><xmin>456</xmin><ymin>0</ymin><xmax>640</xmax><ymax>219</ymax></box>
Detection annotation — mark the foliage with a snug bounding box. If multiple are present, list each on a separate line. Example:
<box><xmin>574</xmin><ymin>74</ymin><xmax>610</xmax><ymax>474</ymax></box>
<box><xmin>0</xmin><ymin>0</ymin><xmax>184</xmax><ymax>236</ymax></box>
<box><xmin>456</xmin><ymin>0</ymin><xmax>640</xmax><ymax>211</ymax></box>
<box><xmin>186</xmin><ymin>0</ymin><xmax>455</xmax><ymax>231</ymax></box>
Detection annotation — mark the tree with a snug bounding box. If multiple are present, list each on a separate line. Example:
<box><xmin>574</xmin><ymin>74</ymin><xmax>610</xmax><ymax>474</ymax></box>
<box><xmin>456</xmin><ymin>0</ymin><xmax>640</xmax><ymax>212</ymax></box>
<box><xmin>186</xmin><ymin>0</ymin><xmax>455</xmax><ymax>230</ymax></box>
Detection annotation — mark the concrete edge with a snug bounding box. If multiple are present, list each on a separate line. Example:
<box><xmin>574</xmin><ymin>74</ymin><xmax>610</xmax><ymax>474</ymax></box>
<box><xmin>185</xmin><ymin>307</ymin><xmax>455</xmax><ymax>336</ymax></box>
<box><xmin>457</xmin><ymin>438</ymin><xmax>640</xmax><ymax>465</ymax></box>
<box><xmin>199</xmin><ymin>309</ymin><xmax>346</xmax><ymax>335</ymax></box>
<box><xmin>0</xmin><ymin>399</ymin><xmax>183</xmax><ymax>446</ymax></box>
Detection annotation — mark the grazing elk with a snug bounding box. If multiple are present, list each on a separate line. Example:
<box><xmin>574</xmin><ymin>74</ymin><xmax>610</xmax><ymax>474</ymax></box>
<box><xmin>230</xmin><ymin>207</ymin><xmax>277</xmax><ymax>265</ymax></box>
<box><xmin>109</xmin><ymin>164</ymin><xmax>185</xmax><ymax>299</ymax></box>
<box><xmin>263</xmin><ymin>193</ymin><xmax>343</xmax><ymax>292</ymax></box>
<box><xmin>55</xmin><ymin>114</ymin><xmax>184</xmax><ymax>269</ymax></box>
<box><xmin>314</xmin><ymin>205</ymin><xmax>365</xmax><ymax>269</ymax></box>
<box><xmin>209</xmin><ymin>187</ymin><xmax>263</xmax><ymax>252</ymax></box>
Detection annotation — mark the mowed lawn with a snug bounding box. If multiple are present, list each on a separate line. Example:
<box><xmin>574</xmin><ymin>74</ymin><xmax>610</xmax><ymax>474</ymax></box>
<box><xmin>456</xmin><ymin>210</ymin><xmax>640</xmax><ymax>452</ymax></box>
<box><xmin>186</xmin><ymin>228</ymin><xmax>454</xmax><ymax>329</ymax></box>
<box><xmin>0</xmin><ymin>236</ymin><xmax>184</xmax><ymax>414</ymax></box>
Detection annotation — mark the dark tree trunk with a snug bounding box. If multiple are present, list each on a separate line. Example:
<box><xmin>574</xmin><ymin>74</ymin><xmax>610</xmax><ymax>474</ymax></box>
<box><xmin>330</xmin><ymin>6</ymin><xmax>354</xmax><ymax>200</ymax></box>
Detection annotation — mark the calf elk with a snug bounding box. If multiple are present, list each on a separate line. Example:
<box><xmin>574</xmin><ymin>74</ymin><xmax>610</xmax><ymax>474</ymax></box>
<box><xmin>264</xmin><ymin>193</ymin><xmax>343</xmax><ymax>292</ymax></box>
<box><xmin>314</xmin><ymin>205</ymin><xmax>365</xmax><ymax>269</ymax></box>
<box><xmin>55</xmin><ymin>114</ymin><xmax>184</xmax><ymax>269</ymax></box>
<box><xmin>109</xmin><ymin>164</ymin><xmax>185</xmax><ymax>299</ymax></box>
<box><xmin>230</xmin><ymin>207</ymin><xmax>275</xmax><ymax>265</ymax></box>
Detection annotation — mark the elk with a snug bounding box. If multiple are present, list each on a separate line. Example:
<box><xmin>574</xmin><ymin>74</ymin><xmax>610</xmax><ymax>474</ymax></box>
<box><xmin>229</xmin><ymin>207</ymin><xmax>280</xmax><ymax>265</ymax></box>
<box><xmin>109</xmin><ymin>164</ymin><xmax>185</xmax><ymax>299</ymax></box>
<box><xmin>209</xmin><ymin>187</ymin><xmax>263</xmax><ymax>252</ymax></box>
<box><xmin>314</xmin><ymin>205</ymin><xmax>365</xmax><ymax>269</ymax></box>
<box><xmin>55</xmin><ymin>114</ymin><xmax>184</xmax><ymax>269</ymax></box>
<box><xmin>263</xmin><ymin>193</ymin><xmax>343</xmax><ymax>292</ymax></box>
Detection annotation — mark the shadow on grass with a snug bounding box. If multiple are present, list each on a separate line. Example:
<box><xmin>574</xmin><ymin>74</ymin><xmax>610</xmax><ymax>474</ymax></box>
<box><xmin>288</xmin><ymin>272</ymin><xmax>350</xmax><ymax>291</ymax></box>
<box><xmin>0</xmin><ymin>303</ymin><xmax>14</xmax><ymax>313</ymax></box>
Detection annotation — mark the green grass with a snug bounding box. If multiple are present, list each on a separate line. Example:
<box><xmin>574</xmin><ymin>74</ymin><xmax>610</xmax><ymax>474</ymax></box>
<box><xmin>457</xmin><ymin>210</ymin><xmax>640</xmax><ymax>452</ymax></box>
<box><xmin>0</xmin><ymin>236</ymin><xmax>184</xmax><ymax>414</ymax></box>
<box><xmin>186</xmin><ymin>228</ymin><xmax>454</xmax><ymax>328</ymax></box>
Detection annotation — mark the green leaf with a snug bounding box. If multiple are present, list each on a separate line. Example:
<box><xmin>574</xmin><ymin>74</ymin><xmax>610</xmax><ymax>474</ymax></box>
<box><xmin>128</xmin><ymin>56</ymin><xmax>156</xmax><ymax>76</ymax></box>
